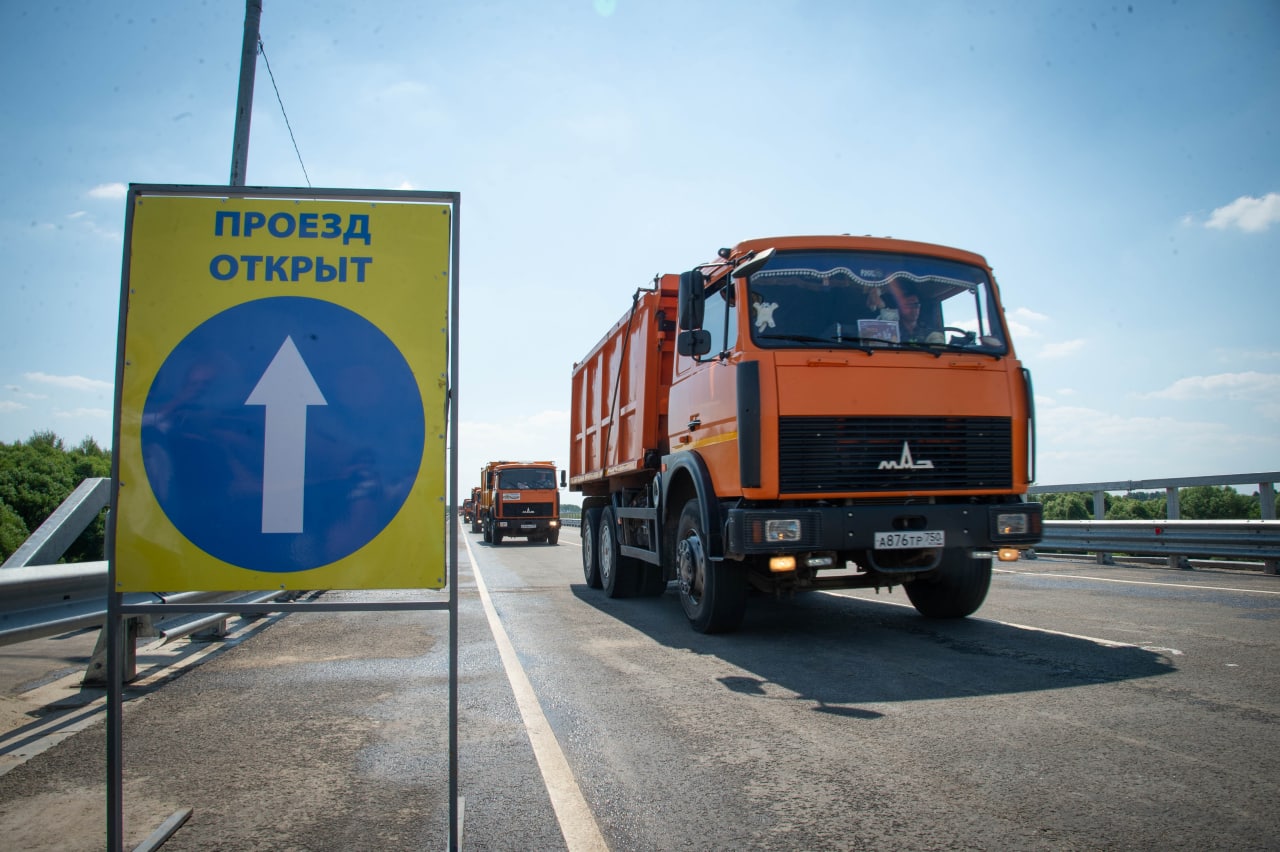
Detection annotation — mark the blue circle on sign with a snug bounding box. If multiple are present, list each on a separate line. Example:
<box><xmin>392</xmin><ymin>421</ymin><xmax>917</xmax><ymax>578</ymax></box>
<box><xmin>141</xmin><ymin>296</ymin><xmax>426</xmax><ymax>572</ymax></box>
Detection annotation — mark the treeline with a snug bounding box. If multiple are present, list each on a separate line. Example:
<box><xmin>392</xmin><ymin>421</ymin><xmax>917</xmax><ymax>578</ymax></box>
<box><xmin>0</xmin><ymin>431</ymin><xmax>111</xmax><ymax>563</ymax></box>
<box><xmin>2</xmin><ymin>432</ymin><xmax>1269</xmax><ymax>563</ymax></box>
<box><xmin>1034</xmin><ymin>486</ymin><xmax>1267</xmax><ymax>521</ymax></box>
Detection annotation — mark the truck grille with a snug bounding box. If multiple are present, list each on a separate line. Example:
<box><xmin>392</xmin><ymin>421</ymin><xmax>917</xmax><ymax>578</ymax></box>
<box><xmin>778</xmin><ymin>416</ymin><xmax>1012</xmax><ymax>493</ymax></box>
<box><xmin>498</xmin><ymin>502</ymin><xmax>554</xmax><ymax>519</ymax></box>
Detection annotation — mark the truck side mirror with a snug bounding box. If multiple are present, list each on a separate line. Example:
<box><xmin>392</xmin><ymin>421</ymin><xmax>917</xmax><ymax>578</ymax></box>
<box><xmin>678</xmin><ymin>269</ymin><xmax>706</xmax><ymax>330</ymax></box>
<box><xmin>677</xmin><ymin>329</ymin><xmax>712</xmax><ymax>357</ymax></box>
<box><xmin>560</xmin><ymin>470</ymin><xmax>567</xmax><ymax>488</ymax></box>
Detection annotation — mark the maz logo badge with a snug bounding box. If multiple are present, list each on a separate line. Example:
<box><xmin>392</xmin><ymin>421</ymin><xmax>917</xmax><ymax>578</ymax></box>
<box><xmin>878</xmin><ymin>442</ymin><xmax>935</xmax><ymax>471</ymax></box>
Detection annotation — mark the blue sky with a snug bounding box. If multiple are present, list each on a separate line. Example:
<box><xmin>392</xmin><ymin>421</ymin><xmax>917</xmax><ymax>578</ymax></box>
<box><xmin>2</xmin><ymin>0</ymin><xmax>1278</xmax><ymax>502</ymax></box>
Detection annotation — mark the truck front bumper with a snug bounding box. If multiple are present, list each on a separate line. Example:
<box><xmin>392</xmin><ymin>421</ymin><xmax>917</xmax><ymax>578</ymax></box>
<box><xmin>724</xmin><ymin>501</ymin><xmax>1042</xmax><ymax>558</ymax></box>
<box><xmin>494</xmin><ymin>518</ymin><xmax>559</xmax><ymax>534</ymax></box>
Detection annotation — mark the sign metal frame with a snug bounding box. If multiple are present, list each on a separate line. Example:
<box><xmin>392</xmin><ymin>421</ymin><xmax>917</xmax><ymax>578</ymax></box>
<box><xmin>104</xmin><ymin>184</ymin><xmax>463</xmax><ymax>850</ymax></box>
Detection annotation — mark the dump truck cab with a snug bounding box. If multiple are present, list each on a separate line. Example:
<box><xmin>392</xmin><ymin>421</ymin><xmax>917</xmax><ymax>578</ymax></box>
<box><xmin>478</xmin><ymin>460</ymin><xmax>564</xmax><ymax>545</ymax></box>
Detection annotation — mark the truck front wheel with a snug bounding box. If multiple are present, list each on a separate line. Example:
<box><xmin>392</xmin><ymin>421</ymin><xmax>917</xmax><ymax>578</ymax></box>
<box><xmin>904</xmin><ymin>549</ymin><xmax>992</xmax><ymax>618</ymax></box>
<box><xmin>675</xmin><ymin>499</ymin><xmax>746</xmax><ymax>633</ymax></box>
<box><xmin>581</xmin><ymin>507</ymin><xmax>603</xmax><ymax>588</ymax></box>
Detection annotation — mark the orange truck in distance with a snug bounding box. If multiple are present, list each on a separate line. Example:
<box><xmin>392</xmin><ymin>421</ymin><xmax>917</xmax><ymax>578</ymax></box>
<box><xmin>477</xmin><ymin>460</ymin><xmax>565</xmax><ymax>545</ymax></box>
<box><xmin>462</xmin><ymin>486</ymin><xmax>480</xmax><ymax>527</ymax></box>
<box><xmin>570</xmin><ymin>235</ymin><xmax>1042</xmax><ymax>633</ymax></box>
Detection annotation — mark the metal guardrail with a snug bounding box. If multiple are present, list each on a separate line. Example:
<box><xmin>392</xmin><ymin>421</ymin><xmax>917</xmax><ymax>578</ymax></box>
<box><xmin>0</xmin><ymin>477</ymin><xmax>297</xmax><ymax>680</ymax></box>
<box><xmin>0</xmin><ymin>559</ymin><xmax>295</xmax><ymax>681</ymax></box>
<box><xmin>1035</xmin><ymin>520</ymin><xmax>1280</xmax><ymax>572</ymax></box>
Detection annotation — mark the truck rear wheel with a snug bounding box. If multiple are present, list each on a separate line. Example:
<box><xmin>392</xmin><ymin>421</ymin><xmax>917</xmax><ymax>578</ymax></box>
<box><xmin>581</xmin><ymin>507</ymin><xmax>603</xmax><ymax>588</ymax></box>
<box><xmin>600</xmin><ymin>506</ymin><xmax>639</xmax><ymax>598</ymax></box>
<box><xmin>676</xmin><ymin>498</ymin><xmax>746</xmax><ymax>633</ymax></box>
<box><xmin>904</xmin><ymin>549</ymin><xmax>992</xmax><ymax>618</ymax></box>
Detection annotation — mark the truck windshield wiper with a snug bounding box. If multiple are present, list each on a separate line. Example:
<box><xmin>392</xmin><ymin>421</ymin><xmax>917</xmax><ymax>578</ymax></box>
<box><xmin>761</xmin><ymin>333</ymin><xmax>874</xmax><ymax>352</ymax></box>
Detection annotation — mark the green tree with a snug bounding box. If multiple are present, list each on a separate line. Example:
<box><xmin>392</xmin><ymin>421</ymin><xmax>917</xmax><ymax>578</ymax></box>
<box><xmin>0</xmin><ymin>434</ymin><xmax>77</xmax><ymax>534</ymax></box>
<box><xmin>1179</xmin><ymin>485</ymin><xmax>1259</xmax><ymax>520</ymax></box>
<box><xmin>0</xmin><ymin>432</ymin><xmax>112</xmax><ymax>563</ymax></box>
<box><xmin>1106</xmin><ymin>495</ymin><xmax>1163</xmax><ymax>520</ymax></box>
<box><xmin>0</xmin><ymin>501</ymin><xmax>28</xmax><ymax>559</ymax></box>
<box><xmin>1035</xmin><ymin>492</ymin><xmax>1092</xmax><ymax>520</ymax></box>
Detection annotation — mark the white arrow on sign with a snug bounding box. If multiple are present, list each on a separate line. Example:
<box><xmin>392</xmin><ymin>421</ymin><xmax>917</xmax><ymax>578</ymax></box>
<box><xmin>246</xmin><ymin>336</ymin><xmax>328</xmax><ymax>534</ymax></box>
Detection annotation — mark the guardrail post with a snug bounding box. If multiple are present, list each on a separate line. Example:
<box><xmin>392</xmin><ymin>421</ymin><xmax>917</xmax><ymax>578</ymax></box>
<box><xmin>1165</xmin><ymin>487</ymin><xmax>1191</xmax><ymax>569</ymax></box>
<box><xmin>84</xmin><ymin>617</ymin><xmax>141</xmax><ymax>686</ymax></box>
<box><xmin>1093</xmin><ymin>491</ymin><xmax>1113</xmax><ymax>565</ymax></box>
<box><xmin>1262</xmin><ymin>481</ymin><xmax>1278</xmax><ymax>574</ymax></box>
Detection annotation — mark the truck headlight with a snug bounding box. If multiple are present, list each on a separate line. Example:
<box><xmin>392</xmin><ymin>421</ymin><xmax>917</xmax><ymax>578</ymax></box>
<box><xmin>764</xmin><ymin>519</ymin><xmax>801</xmax><ymax>543</ymax></box>
<box><xmin>995</xmin><ymin>512</ymin><xmax>1029</xmax><ymax>536</ymax></box>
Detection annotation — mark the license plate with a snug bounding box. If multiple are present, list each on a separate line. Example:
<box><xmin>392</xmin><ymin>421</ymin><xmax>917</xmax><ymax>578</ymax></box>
<box><xmin>875</xmin><ymin>530</ymin><xmax>944</xmax><ymax>549</ymax></box>
<box><xmin>520</xmin><ymin>523</ymin><xmax>537</xmax><ymax>530</ymax></box>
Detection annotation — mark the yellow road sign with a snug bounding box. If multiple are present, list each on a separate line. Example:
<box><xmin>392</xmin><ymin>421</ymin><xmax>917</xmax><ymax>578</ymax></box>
<box><xmin>113</xmin><ymin>188</ymin><xmax>452</xmax><ymax>591</ymax></box>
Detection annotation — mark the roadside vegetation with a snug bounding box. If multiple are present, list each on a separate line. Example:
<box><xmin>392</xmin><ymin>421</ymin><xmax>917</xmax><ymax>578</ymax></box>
<box><xmin>0</xmin><ymin>431</ymin><xmax>111</xmax><ymax>563</ymax></box>
<box><xmin>1034</xmin><ymin>487</ymin><xmax>1266</xmax><ymax>521</ymax></box>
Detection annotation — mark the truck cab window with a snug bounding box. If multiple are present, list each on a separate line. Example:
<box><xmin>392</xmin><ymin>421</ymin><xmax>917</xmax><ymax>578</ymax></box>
<box><xmin>698</xmin><ymin>279</ymin><xmax>736</xmax><ymax>359</ymax></box>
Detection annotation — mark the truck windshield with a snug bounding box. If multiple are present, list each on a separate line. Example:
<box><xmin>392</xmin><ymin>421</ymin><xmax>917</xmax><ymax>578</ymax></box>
<box><xmin>745</xmin><ymin>250</ymin><xmax>1008</xmax><ymax>354</ymax></box>
<box><xmin>498</xmin><ymin>469</ymin><xmax>556</xmax><ymax>489</ymax></box>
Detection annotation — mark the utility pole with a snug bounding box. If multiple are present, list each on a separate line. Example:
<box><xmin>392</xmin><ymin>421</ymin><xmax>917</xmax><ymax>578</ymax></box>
<box><xmin>229</xmin><ymin>0</ymin><xmax>263</xmax><ymax>186</ymax></box>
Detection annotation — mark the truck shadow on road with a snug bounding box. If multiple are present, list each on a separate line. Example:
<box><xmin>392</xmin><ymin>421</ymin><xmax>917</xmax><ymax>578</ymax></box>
<box><xmin>569</xmin><ymin>583</ymin><xmax>1175</xmax><ymax>712</ymax></box>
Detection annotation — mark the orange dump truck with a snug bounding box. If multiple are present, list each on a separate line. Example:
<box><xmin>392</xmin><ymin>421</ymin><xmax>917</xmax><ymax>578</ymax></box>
<box><xmin>477</xmin><ymin>460</ymin><xmax>564</xmax><ymax>545</ymax></box>
<box><xmin>462</xmin><ymin>486</ymin><xmax>480</xmax><ymax>526</ymax></box>
<box><xmin>569</xmin><ymin>235</ymin><xmax>1042</xmax><ymax>633</ymax></box>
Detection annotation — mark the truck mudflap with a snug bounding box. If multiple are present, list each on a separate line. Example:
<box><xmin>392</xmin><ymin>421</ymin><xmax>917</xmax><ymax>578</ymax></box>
<box><xmin>723</xmin><ymin>501</ymin><xmax>1042</xmax><ymax>561</ymax></box>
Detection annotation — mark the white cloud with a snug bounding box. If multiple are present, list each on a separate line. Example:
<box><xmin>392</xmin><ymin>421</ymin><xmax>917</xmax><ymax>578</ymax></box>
<box><xmin>1039</xmin><ymin>339</ymin><xmax>1087</xmax><ymax>359</ymax></box>
<box><xmin>0</xmin><ymin>400</ymin><xmax>28</xmax><ymax>413</ymax></box>
<box><xmin>54</xmin><ymin>407</ymin><xmax>112</xmax><ymax>419</ymax></box>
<box><xmin>87</xmin><ymin>182</ymin><xmax>127</xmax><ymax>200</ymax></box>
<box><xmin>1035</xmin><ymin>404</ymin><xmax>1274</xmax><ymax>483</ymax></box>
<box><xmin>1144</xmin><ymin>371</ymin><xmax>1280</xmax><ymax>402</ymax></box>
<box><xmin>1010</xmin><ymin>306</ymin><xmax>1049</xmax><ymax>323</ymax></box>
<box><xmin>23</xmin><ymin>372</ymin><xmax>113</xmax><ymax>393</ymax></box>
<box><xmin>1205</xmin><ymin>192</ymin><xmax>1280</xmax><ymax>233</ymax></box>
<box><xmin>458</xmin><ymin>409</ymin><xmax>571</xmax><ymax>501</ymax></box>
<box><xmin>5</xmin><ymin>384</ymin><xmax>47</xmax><ymax>400</ymax></box>
<box><xmin>1006</xmin><ymin>307</ymin><xmax>1047</xmax><ymax>340</ymax></box>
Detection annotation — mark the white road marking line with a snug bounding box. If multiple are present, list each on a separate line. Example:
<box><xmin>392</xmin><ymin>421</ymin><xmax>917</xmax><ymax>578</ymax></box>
<box><xmin>462</xmin><ymin>533</ymin><xmax>609</xmax><ymax>852</ymax></box>
<box><xmin>821</xmin><ymin>592</ymin><xmax>1146</xmax><ymax>649</ymax></box>
<box><xmin>995</xmin><ymin>568</ymin><xmax>1280</xmax><ymax>595</ymax></box>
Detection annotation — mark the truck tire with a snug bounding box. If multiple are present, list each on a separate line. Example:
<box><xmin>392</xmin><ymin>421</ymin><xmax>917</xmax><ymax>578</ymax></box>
<box><xmin>600</xmin><ymin>506</ymin><xmax>639</xmax><ymax>598</ymax></box>
<box><xmin>581</xmin><ymin>507</ymin><xmax>603</xmax><ymax>589</ymax></box>
<box><xmin>547</xmin><ymin>529</ymin><xmax>559</xmax><ymax>545</ymax></box>
<box><xmin>904</xmin><ymin>549</ymin><xmax>992</xmax><ymax>618</ymax></box>
<box><xmin>482</xmin><ymin>518</ymin><xmax>492</xmax><ymax>543</ymax></box>
<box><xmin>675</xmin><ymin>498</ymin><xmax>746</xmax><ymax>633</ymax></box>
<box><xmin>492</xmin><ymin>527</ymin><xmax>503</xmax><ymax>545</ymax></box>
<box><xmin>471</xmin><ymin>518</ymin><xmax>481</xmax><ymax>534</ymax></box>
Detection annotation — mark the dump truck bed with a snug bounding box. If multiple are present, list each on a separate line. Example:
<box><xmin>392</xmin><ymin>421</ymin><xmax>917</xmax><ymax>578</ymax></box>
<box><xmin>569</xmin><ymin>278</ymin><xmax>678</xmax><ymax>488</ymax></box>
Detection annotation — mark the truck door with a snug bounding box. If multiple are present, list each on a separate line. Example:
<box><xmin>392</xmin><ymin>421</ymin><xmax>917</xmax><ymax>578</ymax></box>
<box><xmin>668</xmin><ymin>276</ymin><xmax>741</xmax><ymax>494</ymax></box>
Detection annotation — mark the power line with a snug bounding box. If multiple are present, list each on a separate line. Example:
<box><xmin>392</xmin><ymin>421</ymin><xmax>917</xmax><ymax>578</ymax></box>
<box><xmin>257</xmin><ymin>38</ymin><xmax>311</xmax><ymax>187</ymax></box>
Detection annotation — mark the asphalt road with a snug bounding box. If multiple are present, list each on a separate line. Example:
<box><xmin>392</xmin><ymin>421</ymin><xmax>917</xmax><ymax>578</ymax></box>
<box><xmin>1</xmin><ymin>526</ymin><xmax>1277</xmax><ymax>850</ymax></box>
